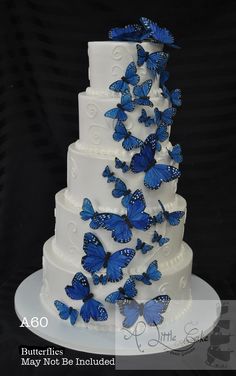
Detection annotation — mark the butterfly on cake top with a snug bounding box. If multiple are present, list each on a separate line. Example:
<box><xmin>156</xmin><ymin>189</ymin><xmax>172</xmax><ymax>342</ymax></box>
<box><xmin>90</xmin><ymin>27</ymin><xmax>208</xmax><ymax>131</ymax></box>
<box><xmin>54</xmin><ymin>17</ymin><xmax>186</xmax><ymax>329</ymax></box>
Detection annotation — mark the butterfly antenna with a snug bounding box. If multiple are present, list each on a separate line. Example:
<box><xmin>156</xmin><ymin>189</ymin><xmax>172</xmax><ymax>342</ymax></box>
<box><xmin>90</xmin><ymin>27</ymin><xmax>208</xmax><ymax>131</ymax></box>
<box><xmin>158</xmin><ymin>200</ymin><xmax>165</xmax><ymax>212</ymax></box>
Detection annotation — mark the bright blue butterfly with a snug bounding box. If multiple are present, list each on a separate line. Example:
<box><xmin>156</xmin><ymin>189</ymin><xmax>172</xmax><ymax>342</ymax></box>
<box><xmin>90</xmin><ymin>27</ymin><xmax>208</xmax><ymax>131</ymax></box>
<box><xmin>100</xmin><ymin>189</ymin><xmax>152</xmax><ymax>243</ymax></box>
<box><xmin>109</xmin><ymin>24</ymin><xmax>148</xmax><ymax>42</ymax></box>
<box><xmin>82</xmin><ymin>232</ymin><xmax>135</xmax><ymax>282</ymax></box>
<box><xmin>152</xmin><ymin>231</ymin><xmax>169</xmax><ymax>246</ymax></box>
<box><xmin>80</xmin><ymin>198</ymin><xmax>105</xmax><ymax>229</ymax></box>
<box><xmin>135</xmin><ymin>238</ymin><xmax>153</xmax><ymax>254</ymax></box>
<box><xmin>109</xmin><ymin>62</ymin><xmax>140</xmax><ymax>93</ymax></box>
<box><xmin>140</xmin><ymin>17</ymin><xmax>179</xmax><ymax>48</ymax></box>
<box><xmin>113</xmin><ymin>121</ymin><xmax>143</xmax><ymax>151</ymax></box>
<box><xmin>118</xmin><ymin>294</ymin><xmax>171</xmax><ymax>328</ymax></box>
<box><xmin>168</xmin><ymin>144</ymin><xmax>183</xmax><ymax>163</ymax></box>
<box><xmin>138</xmin><ymin>109</ymin><xmax>155</xmax><ymax>127</ymax></box>
<box><xmin>102</xmin><ymin>165</ymin><xmax>116</xmax><ymax>183</ymax></box>
<box><xmin>105</xmin><ymin>278</ymin><xmax>137</xmax><ymax>304</ymax></box>
<box><xmin>162</xmin><ymin>86</ymin><xmax>182</xmax><ymax>107</ymax></box>
<box><xmin>92</xmin><ymin>273</ymin><xmax>108</xmax><ymax>286</ymax></box>
<box><xmin>105</xmin><ymin>93</ymin><xmax>135</xmax><ymax>122</ymax></box>
<box><xmin>131</xmin><ymin>260</ymin><xmax>161</xmax><ymax>285</ymax></box>
<box><xmin>115</xmin><ymin>157</ymin><xmax>130</xmax><ymax>173</ymax></box>
<box><xmin>159</xmin><ymin>70</ymin><xmax>170</xmax><ymax>88</ymax></box>
<box><xmin>154</xmin><ymin>107</ymin><xmax>176</xmax><ymax>126</ymax></box>
<box><xmin>136</xmin><ymin>44</ymin><xmax>168</xmax><ymax>72</ymax></box>
<box><xmin>112</xmin><ymin>178</ymin><xmax>132</xmax><ymax>208</ymax></box>
<box><xmin>155</xmin><ymin>124</ymin><xmax>169</xmax><ymax>151</ymax></box>
<box><xmin>130</xmin><ymin>134</ymin><xmax>181</xmax><ymax>190</ymax></box>
<box><xmin>153</xmin><ymin>200</ymin><xmax>185</xmax><ymax>226</ymax></box>
<box><xmin>54</xmin><ymin>300</ymin><xmax>79</xmax><ymax>326</ymax></box>
<box><xmin>133</xmin><ymin>80</ymin><xmax>153</xmax><ymax>107</ymax></box>
<box><xmin>65</xmin><ymin>272</ymin><xmax>108</xmax><ymax>323</ymax></box>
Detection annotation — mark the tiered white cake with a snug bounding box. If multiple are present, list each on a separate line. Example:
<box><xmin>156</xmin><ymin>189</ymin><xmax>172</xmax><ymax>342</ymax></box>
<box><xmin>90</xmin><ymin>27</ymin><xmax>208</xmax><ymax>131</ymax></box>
<box><xmin>40</xmin><ymin>39</ymin><xmax>193</xmax><ymax>331</ymax></box>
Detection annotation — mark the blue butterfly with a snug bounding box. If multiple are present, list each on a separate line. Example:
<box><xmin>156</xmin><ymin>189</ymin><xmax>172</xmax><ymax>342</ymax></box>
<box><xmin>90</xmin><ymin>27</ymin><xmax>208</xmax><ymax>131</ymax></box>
<box><xmin>109</xmin><ymin>62</ymin><xmax>140</xmax><ymax>93</ymax></box>
<box><xmin>65</xmin><ymin>272</ymin><xmax>108</xmax><ymax>323</ymax></box>
<box><xmin>168</xmin><ymin>144</ymin><xmax>183</xmax><ymax>163</ymax></box>
<box><xmin>155</xmin><ymin>124</ymin><xmax>169</xmax><ymax>151</ymax></box>
<box><xmin>162</xmin><ymin>86</ymin><xmax>182</xmax><ymax>107</ymax></box>
<box><xmin>130</xmin><ymin>134</ymin><xmax>181</xmax><ymax>190</ymax></box>
<box><xmin>115</xmin><ymin>157</ymin><xmax>130</xmax><ymax>173</ymax></box>
<box><xmin>154</xmin><ymin>107</ymin><xmax>176</xmax><ymax>126</ymax></box>
<box><xmin>92</xmin><ymin>273</ymin><xmax>108</xmax><ymax>286</ymax></box>
<box><xmin>109</xmin><ymin>24</ymin><xmax>148</xmax><ymax>42</ymax></box>
<box><xmin>131</xmin><ymin>260</ymin><xmax>161</xmax><ymax>285</ymax></box>
<box><xmin>105</xmin><ymin>93</ymin><xmax>135</xmax><ymax>122</ymax></box>
<box><xmin>152</xmin><ymin>231</ymin><xmax>169</xmax><ymax>246</ymax></box>
<box><xmin>54</xmin><ymin>300</ymin><xmax>79</xmax><ymax>326</ymax></box>
<box><xmin>140</xmin><ymin>17</ymin><xmax>179</xmax><ymax>48</ymax></box>
<box><xmin>100</xmin><ymin>189</ymin><xmax>152</xmax><ymax>243</ymax></box>
<box><xmin>133</xmin><ymin>80</ymin><xmax>153</xmax><ymax>107</ymax></box>
<box><xmin>102</xmin><ymin>165</ymin><xmax>116</xmax><ymax>183</ymax></box>
<box><xmin>153</xmin><ymin>200</ymin><xmax>185</xmax><ymax>226</ymax></box>
<box><xmin>118</xmin><ymin>294</ymin><xmax>171</xmax><ymax>328</ymax></box>
<box><xmin>138</xmin><ymin>109</ymin><xmax>155</xmax><ymax>127</ymax></box>
<box><xmin>82</xmin><ymin>232</ymin><xmax>135</xmax><ymax>282</ymax></box>
<box><xmin>80</xmin><ymin>198</ymin><xmax>105</xmax><ymax>229</ymax></box>
<box><xmin>135</xmin><ymin>238</ymin><xmax>153</xmax><ymax>254</ymax></box>
<box><xmin>113</xmin><ymin>121</ymin><xmax>143</xmax><ymax>151</ymax></box>
<box><xmin>105</xmin><ymin>278</ymin><xmax>137</xmax><ymax>304</ymax></box>
<box><xmin>159</xmin><ymin>70</ymin><xmax>170</xmax><ymax>88</ymax></box>
<box><xmin>112</xmin><ymin>178</ymin><xmax>132</xmax><ymax>208</ymax></box>
<box><xmin>136</xmin><ymin>44</ymin><xmax>168</xmax><ymax>72</ymax></box>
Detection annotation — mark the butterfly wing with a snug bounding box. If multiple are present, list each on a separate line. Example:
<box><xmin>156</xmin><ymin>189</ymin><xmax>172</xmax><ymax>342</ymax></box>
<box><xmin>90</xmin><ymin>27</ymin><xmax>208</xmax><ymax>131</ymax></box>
<box><xmin>138</xmin><ymin>109</ymin><xmax>154</xmax><ymax>127</ymax></box>
<box><xmin>121</xmin><ymin>193</ymin><xmax>132</xmax><ymax>208</ymax></box>
<box><xmin>166</xmin><ymin>211</ymin><xmax>185</xmax><ymax>226</ymax></box>
<box><xmin>105</xmin><ymin>107</ymin><xmax>124</xmax><ymax>120</ymax></box>
<box><xmin>121</xmin><ymin>92</ymin><xmax>135</xmax><ymax>112</ymax></box>
<box><xmin>106</xmin><ymin>248</ymin><xmax>135</xmax><ymax>282</ymax></box>
<box><xmin>171</xmin><ymin>89</ymin><xmax>182</xmax><ymax>107</ymax></box>
<box><xmin>142</xmin><ymin>243</ymin><xmax>154</xmax><ymax>254</ymax></box>
<box><xmin>109</xmin><ymin>79</ymin><xmax>129</xmax><ymax>93</ymax></box>
<box><xmin>65</xmin><ymin>272</ymin><xmax>90</xmax><ymax>300</ymax></box>
<box><xmin>143</xmin><ymin>295</ymin><xmax>171</xmax><ymax>326</ymax></box>
<box><xmin>118</xmin><ymin>299</ymin><xmax>140</xmax><ymax>328</ymax></box>
<box><xmin>154</xmin><ymin>211</ymin><xmax>165</xmax><ymax>224</ymax></box>
<box><xmin>80</xmin><ymin>198</ymin><xmax>94</xmax><ymax>221</ymax></box>
<box><xmin>127</xmin><ymin>189</ymin><xmax>152</xmax><ymax>230</ymax></box>
<box><xmin>112</xmin><ymin>178</ymin><xmax>127</xmax><ymax>198</ymax></box>
<box><xmin>54</xmin><ymin>300</ymin><xmax>70</xmax><ymax>320</ymax></box>
<box><xmin>159</xmin><ymin>236</ymin><xmax>170</xmax><ymax>246</ymax></box>
<box><xmin>147</xmin><ymin>52</ymin><xmax>168</xmax><ymax>72</ymax></box>
<box><xmin>146</xmin><ymin>260</ymin><xmax>162</xmax><ymax>281</ymax></box>
<box><xmin>123</xmin><ymin>278</ymin><xmax>137</xmax><ymax>298</ymax></box>
<box><xmin>133</xmin><ymin>80</ymin><xmax>153</xmax><ymax>107</ymax></box>
<box><xmin>115</xmin><ymin>157</ymin><xmax>129</xmax><ymax>173</ymax></box>
<box><xmin>81</xmin><ymin>298</ymin><xmax>108</xmax><ymax>322</ymax></box>
<box><xmin>130</xmin><ymin>133</ymin><xmax>156</xmax><ymax>173</ymax></box>
<box><xmin>122</xmin><ymin>134</ymin><xmax>143</xmax><ymax>151</ymax></box>
<box><xmin>82</xmin><ymin>232</ymin><xmax>106</xmax><ymax>274</ymax></box>
<box><xmin>113</xmin><ymin>121</ymin><xmax>127</xmax><ymax>142</ymax></box>
<box><xmin>109</xmin><ymin>24</ymin><xmax>143</xmax><ymax>42</ymax></box>
<box><xmin>144</xmin><ymin>163</ymin><xmax>181</xmax><ymax>190</ymax></box>
<box><xmin>102</xmin><ymin>166</ymin><xmax>116</xmax><ymax>183</ymax></box>
<box><xmin>156</xmin><ymin>124</ymin><xmax>169</xmax><ymax>142</ymax></box>
<box><xmin>136</xmin><ymin>44</ymin><xmax>147</xmax><ymax>66</ymax></box>
<box><xmin>70</xmin><ymin>308</ymin><xmax>79</xmax><ymax>325</ymax></box>
<box><xmin>125</xmin><ymin>62</ymin><xmax>140</xmax><ymax>86</ymax></box>
<box><xmin>168</xmin><ymin>144</ymin><xmax>183</xmax><ymax>163</ymax></box>
<box><xmin>102</xmin><ymin>214</ymin><xmax>132</xmax><ymax>243</ymax></box>
<box><xmin>162</xmin><ymin>107</ymin><xmax>176</xmax><ymax>126</ymax></box>
<box><xmin>105</xmin><ymin>290</ymin><xmax>123</xmax><ymax>304</ymax></box>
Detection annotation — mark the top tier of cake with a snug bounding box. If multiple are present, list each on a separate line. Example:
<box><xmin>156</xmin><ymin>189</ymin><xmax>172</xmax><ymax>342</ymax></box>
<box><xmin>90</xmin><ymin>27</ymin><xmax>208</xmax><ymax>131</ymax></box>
<box><xmin>87</xmin><ymin>41</ymin><xmax>163</xmax><ymax>96</ymax></box>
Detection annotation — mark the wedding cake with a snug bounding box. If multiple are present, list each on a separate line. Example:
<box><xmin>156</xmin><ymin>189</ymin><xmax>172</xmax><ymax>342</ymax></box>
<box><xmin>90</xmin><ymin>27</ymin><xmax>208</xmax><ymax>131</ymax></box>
<box><xmin>40</xmin><ymin>18</ymin><xmax>193</xmax><ymax>330</ymax></box>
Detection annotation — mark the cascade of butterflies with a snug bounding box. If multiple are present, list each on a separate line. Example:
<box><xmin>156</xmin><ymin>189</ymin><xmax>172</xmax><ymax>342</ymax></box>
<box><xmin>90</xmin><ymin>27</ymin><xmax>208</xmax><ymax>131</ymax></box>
<box><xmin>54</xmin><ymin>17</ymin><xmax>185</xmax><ymax>329</ymax></box>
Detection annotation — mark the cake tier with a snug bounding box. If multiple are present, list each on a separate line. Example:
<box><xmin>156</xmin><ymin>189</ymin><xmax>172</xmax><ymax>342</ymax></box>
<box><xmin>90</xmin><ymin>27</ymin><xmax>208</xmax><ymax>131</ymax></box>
<box><xmin>67</xmin><ymin>142</ymin><xmax>179</xmax><ymax>208</ymax></box>
<box><xmin>55</xmin><ymin>189</ymin><xmax>186</xmax><ymax>272</ymax></box>
<box><xmin>87</xmin><ymin>41</ymin><xmax>163</xmax><ymax>97</ymax></box>
<box><xmin>78</xmin><ymin>92</ymin><xmax>170</xmax><ymax>151</ymax></box>
<box><xmin>41</xmin><ymin>237</ymin><xmax>193</xmax><ymax>331</ymax></box>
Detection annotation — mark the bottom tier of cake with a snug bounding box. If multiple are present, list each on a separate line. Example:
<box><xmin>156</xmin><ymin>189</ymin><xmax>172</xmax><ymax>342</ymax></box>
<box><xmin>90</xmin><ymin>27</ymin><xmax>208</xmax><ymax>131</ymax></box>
<box><xmin>40</xmin><ymin>238</ymin><xmax>193</xmax><ymax>331</ymax></box>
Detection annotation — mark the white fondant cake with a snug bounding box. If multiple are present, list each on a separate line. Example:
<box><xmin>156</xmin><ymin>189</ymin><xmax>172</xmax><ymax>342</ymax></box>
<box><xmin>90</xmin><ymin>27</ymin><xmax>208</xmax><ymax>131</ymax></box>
<box><xmin>40</xmin><ymin>28</ymin><xmax>193</xmax><ymax>331</ymax></box>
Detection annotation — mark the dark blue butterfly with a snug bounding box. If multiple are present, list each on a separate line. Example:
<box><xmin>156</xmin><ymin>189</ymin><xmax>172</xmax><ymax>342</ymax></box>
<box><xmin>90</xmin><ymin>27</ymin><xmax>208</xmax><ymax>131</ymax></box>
<box><xmin>136</xmin><ymin>44</ymin><xmax>168</xmax><ymax>72</ymax></box>
<box><xmin>100</xmin><ymin>189</ymin><xmax>152</xmax><ymax>243</ymax></box>
<box><xmin>109</xmin><ymin>24</ymin><xmax>148</xmax><ymax>42</ymax></box>
<box><xmin>109</xmin><ymin>62</ymin><xmax>140</xmax><ymax>93</ymax></box>
<box><xmin>113</xmin><ymin>121</ymin><xmax>143</xmax><ymax>151</ymax></box>
<box><xmin>138</xmin><ymin>109</ymin><xmax>155</xmax><ymax>127</ymax></box>
<box><xmin>153</xmin><ymin>200</ymin><xmax>185</xmax><ymax>226</ymax></box>
<box><xmin>92</xmin><ymin>273</ymin><xmax>108</xmax><ymax>286</ymax></box>
<box><xmin>162</xmin><ymin>86</ymin><xmax>182</xmax><ymax>107</ymax></box>
<box><xmin>152</xmin><ymin>231</ymin><xmax>169</xmax><ymax>246</ymax></box>
<box><xmin>154</xmin><ymin>107</ymin><xmax>176</xmax><ymax>126</ymax></box>
<box><xmin>131</xmin><ymin>260</ymin><xmax>161</xmax><ymax>285</ymax></box>
<box><xmin>168</xmin><ymin>144</ymin><xmax>183</xmax><ymax>163</ymax></box>
<box><xmin>140</xmin><ymin>17</ymin><xmax>179</xmax><ymax>48</ymax></box>
<box><xmin>102</xmin><ymin>165</ymin><xmax>116</xmax><ymax>183</ymax></box>
<box><xmin>54</xmin><ymin>300</ymin><xmax>79</xmax><ymax>326</ymax></box>
<box><xmin>80</xmin><ymin>198</ymin><xmax>105</xmax><ymax>229</ymax></box>
<box><xmin>105</xmin><ymin>93</ymin><xmax>135</xmax><ymax>122</ymax></box>
<box><xmin>115</xmin><ymin>157</ymin><xmax>130</xmax><ymax>173</ymax></box>
<box><xmin>112</xmin><ymin>178</ymin><xmax>132</xmax><ymax>208</ymax></box>
<box><xmin>130</xmin><ymin>134</ymin><xmax>181</xmax><ymax>190</ymax></box>
<box><xmin>118</xmin><ymin>294</ymin><xmax>171</xmax><ymax>328</ymax></box>
<box><xmin>133</xmin><ymin>80</ymin><xmax>153</xmax><ymax>107</ymax></box>
<box><xmin>135</xmin><ymin>238</ymin><xmax>154</xmax><ymax>254</ymax></box>
<box><xmin>105</xmin><ymin>278</ymin><xmax>137</xmax><ymax>304</ymax></box>
<box><xmin>155</xmin><ymin>124</ymin><xmax>169</xmax><ymax>151</ymax></box>
<box><xmin>65</xmin><ymin>272</ymin><xmax>108</xmax><ymax>322</ymax></box>
<box><xmin>159</xmin><ymin>70</ymin><xmax>170</xmax><ymax>88</ymax></box>
<box><xmin>82</xmin><ymin>232</ymin><xmax>135</xmax><ymax>282</ymax></box>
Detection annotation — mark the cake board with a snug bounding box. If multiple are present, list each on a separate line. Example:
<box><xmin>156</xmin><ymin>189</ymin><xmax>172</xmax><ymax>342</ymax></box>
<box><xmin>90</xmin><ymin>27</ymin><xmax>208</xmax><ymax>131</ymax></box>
<box><xmin>14</xmin><ymin>270</ymin><xmax>221</xmax><ymax>356</ymax></box>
